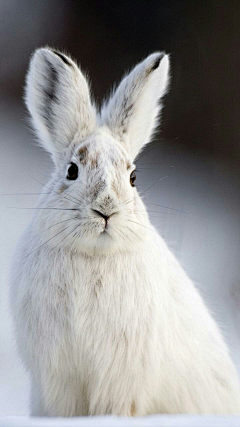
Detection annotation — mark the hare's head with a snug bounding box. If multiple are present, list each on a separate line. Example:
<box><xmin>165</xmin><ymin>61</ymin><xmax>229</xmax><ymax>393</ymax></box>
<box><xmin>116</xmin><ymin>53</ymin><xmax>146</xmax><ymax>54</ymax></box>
<box><xmin>25</xmin><ymin>48</ymin><xmax>169</xmax><ymax>255</ymax></box>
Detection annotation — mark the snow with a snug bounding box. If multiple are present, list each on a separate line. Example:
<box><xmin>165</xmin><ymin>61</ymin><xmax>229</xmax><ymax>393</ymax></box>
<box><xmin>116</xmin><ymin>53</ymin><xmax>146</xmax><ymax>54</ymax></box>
<box><xmin>1</xmin><ymin>415</ymin><xmax>240</xmax><ymax>427</ymax></box>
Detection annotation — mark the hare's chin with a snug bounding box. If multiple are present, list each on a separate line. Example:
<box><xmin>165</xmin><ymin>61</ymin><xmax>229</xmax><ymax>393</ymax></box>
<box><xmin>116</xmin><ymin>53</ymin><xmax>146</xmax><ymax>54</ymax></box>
<box><xmin>95</xmin><ymin>229</ymin><xmax>113</xmax><ymax>245</ymax></box>
<box><xmin>75</xmin><ymin>231</ymin><xmax>117</xmax><ymax>256</ymax></box>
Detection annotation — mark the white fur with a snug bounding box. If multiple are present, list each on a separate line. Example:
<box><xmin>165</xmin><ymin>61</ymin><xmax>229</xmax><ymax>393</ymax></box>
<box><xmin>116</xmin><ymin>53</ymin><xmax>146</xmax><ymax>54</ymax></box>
<box><xmin>25</xmin><ymin>48</ymin><xmax>97</xmax><ymax>165</ymax></box>
<box><xmin>101</xmin><ymin>52</ymin><xmax>169</xmax><ymax>160</ymax></box>
<box><xmin>10</xmin><ymin>48</ymin><xmax>240</xmax><ymax>417</ymax></box>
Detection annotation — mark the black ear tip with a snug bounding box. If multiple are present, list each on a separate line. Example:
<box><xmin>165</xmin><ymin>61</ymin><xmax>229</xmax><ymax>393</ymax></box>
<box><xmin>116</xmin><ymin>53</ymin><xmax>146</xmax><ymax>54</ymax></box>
<box><xmin>52</xmin><ymin>50</ymin><xmax>72</xmax><ymax>66</ymax></box>
<box><xmin>150</xmin><ymin>53</ymin><xmax>165</xmax><ymax>72</ymax></box>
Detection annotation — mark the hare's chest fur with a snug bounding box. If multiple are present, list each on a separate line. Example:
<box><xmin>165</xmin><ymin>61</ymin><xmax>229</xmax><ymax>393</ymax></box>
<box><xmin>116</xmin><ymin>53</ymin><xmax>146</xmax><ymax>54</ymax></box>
<box><xmin>16</xmin><ymin>246</ymin><xmax>161</xmax><ymax>414</ymax></box>
<box><xmin>58</xmin><ymin>249</ymin><xmax>158</xmax><ymax>363</ymax></box>
<box><xmin>16</xmin><ymin>246</ymin><xmax>159</xmax><ymax>372</ymax></box>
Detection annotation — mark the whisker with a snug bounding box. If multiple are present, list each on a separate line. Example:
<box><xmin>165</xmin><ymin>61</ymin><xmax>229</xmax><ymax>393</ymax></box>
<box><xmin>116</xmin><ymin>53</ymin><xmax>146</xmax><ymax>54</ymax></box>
<box><xmin>126</xmin><ymin>203</ymin><xmax>187</xmax><ymax>215</ymax></box>
<box><xmin>75</xmin><ymin>188</ymin><xmax>89</xmax><ymax>205</ymax></box>
<box><xmin>127</xmin><ymin>218</ymin><xmax>159</xmax><ymax>234</ymax></box>
<box><xmin>0</xmin><ymin>192</ymin><xmax>51</xmax><ymax>196</ymax></box>
<box><xmin>28</xmin><ymin>174</ymin><xmax>82</xmax><ymax>206</ymax></box>
<box><xmin>36</xmin><ymin>215</ymin><xmax>100</xmax><ymax>239</ymax></box>
<box><xmin>63</xmin><ymin>186</ymin><xmax>89</xmax><ymax>205</ymax></box>
<box><xmin>52</xmin><ymin>224</ymin><xmax>80</xmax><ymax>250</ymax></box>
<box><xmin>69</xmin><ymin>229</ymin><xmax>82</xmax><ymax>251</ymax></box>
<box><xmin>126</xmin><ymin>209</ymin><xmax>177</xmax><ymax>217</ymax></box>
<box><xmin>137</xmin><ymin>176</ymin><xmax>168</xmax><ymax>198</ymax></box>
<box><xmin>118</xmin><ymin>225</ymin><xmax>135</xmax><ymax>245</ymax></box>
<box><xmin>47</xmin><ymin>177</ymin><xmax>88</xmax><ymax>205</ymax></box>
<box><xmin>125</xmin><ymin>213</ymin><xmax>169</xmax><ymax>219</ymax></box>
<box><xmin>123</xmin><ymin>176</ymin><xmax>168</xmax><ymax>207</ymax></box>
<box><xmin>37</xmin><ymin>216</ymin><xmax>80</xmax><ymax>235</ymax></box>
<box><xmin>127</xmin><ymin>208</ymin><xmax>174</xmax><ymax>214</ymax></box>
<box><xmin>125</xmin><ymin>225</ymin><xmax>145</xmax><ymax>243</ymax></box>
<box><xmin>135</xmin><ymin>143</ymin><xmax>162</xmax><ymax>162</ymax></box>
<box><xmin>146</xmin><ymin>202</ymin><xmax>188</xmax><ymax>214</ymax></box>
<box><xmin>7</xmin><ymin>207</ymin><xmax>81</xmax><ymax>211</ymax></box>
<box><xmin>136</xmin><ymin>166</ymin><xmax>174</xmax><ymax>171</ymax></box>
<box><xmin>24</xmin><ymin>223</ymin><xmax>74</xmax><ymax>258</ymax></box>
<box><xmin>137</xmin><ymin>163</ymin><xmax>160</xmax><ymax>166</ymax></box>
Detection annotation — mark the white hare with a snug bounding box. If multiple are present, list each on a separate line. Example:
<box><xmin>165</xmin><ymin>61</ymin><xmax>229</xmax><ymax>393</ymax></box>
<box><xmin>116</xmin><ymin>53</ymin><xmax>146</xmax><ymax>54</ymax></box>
<box><xmin>10</xmin><ymin>48</ymin><xmax>240</xmax><ymax>417</ymax></box>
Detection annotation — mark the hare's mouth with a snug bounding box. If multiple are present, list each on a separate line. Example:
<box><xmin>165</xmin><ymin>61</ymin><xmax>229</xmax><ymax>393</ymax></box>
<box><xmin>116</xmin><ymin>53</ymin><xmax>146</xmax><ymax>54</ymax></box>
<box><xmin>99</xmin><ymin>228</ymin><xmax>112</xmax><ymax>239</ymax></box>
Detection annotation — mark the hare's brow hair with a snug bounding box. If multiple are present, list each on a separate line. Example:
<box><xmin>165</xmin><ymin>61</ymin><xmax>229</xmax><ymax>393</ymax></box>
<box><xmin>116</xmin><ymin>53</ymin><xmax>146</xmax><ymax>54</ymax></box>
<box><xmin>77</xmin><ymin>145</ymin><xmax>88</xmax><ymax>156</ymax></box>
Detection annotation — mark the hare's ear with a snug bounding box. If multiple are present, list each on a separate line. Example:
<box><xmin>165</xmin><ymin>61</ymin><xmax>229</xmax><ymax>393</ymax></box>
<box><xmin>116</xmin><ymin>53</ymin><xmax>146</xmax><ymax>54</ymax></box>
<box><xmin>101</xmin><ymin>53</ymin><xmax>169</xmax><ymax>160</ymax></box>
<box><xmin>25</xmin><ymin>48</ymin><xmax>96</xmax><ymax>164</ymax></box>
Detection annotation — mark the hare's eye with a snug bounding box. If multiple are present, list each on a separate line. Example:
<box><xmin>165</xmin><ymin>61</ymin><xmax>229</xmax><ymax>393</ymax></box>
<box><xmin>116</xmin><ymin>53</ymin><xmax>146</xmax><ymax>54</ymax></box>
<box><xmin>67</xmin><ymin>162</ymin><xmax>78</xmax><ymax>180</ymax></box>
<box><xmin>130</xmin><ymin>170</ymin><xmax>136</xmax><ymax>187</ymax></box>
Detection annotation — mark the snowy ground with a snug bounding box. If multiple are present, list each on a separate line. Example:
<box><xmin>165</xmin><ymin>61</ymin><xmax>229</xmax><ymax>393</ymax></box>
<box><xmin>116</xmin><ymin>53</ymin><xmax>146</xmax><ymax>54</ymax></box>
<box><xmin>2</xmin><ymin>414</ymin><xmax>240</xmax><ymax>427</ymax></box>
<box><xmin>1</xmin><ymin>102</ymin><xmax>240</xmax><ymax>425</ymax></box>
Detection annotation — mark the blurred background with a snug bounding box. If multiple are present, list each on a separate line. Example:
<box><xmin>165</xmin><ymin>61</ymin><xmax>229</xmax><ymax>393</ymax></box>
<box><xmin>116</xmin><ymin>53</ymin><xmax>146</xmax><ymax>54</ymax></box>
<box><xmin>0</xmin><ymin>0</ymin><xmax>240</xmax><ymax>416</ymax></box>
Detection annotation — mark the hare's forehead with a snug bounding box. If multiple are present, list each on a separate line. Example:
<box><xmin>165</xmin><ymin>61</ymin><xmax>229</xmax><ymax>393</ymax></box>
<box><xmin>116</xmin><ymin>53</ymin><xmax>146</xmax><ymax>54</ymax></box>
<box><xmin>74</xmin><ymin>139</ymin><xmax>130</xmax><ymax>169</ymax></box>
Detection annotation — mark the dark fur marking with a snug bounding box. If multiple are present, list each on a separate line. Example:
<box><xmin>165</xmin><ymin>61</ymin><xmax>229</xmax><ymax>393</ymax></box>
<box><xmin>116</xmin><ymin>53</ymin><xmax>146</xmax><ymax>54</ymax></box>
<box><xmin>149</xmin><ymin>54</ymin><xmax>164</xmax><ymax>72</ymax></box>
<box><xmin>43</xmin><ymin>89</ymin><xmax>56</xmax><ymax>102</ymax></box>
<box><xmin>59</xmin><ymin>184</ymin><xmax>67</xmax><ymax>193</ymax></box>
<box><xmin>90</xmin><ymin>156</ymin><xmax>98</xmax><ymax>169</ymax></box>
<box><xmin>120</xmin><ymin>98</ymin><xmax>134</xmax><ymax>134</ymax></box>
<box><xmin>131</xmin><ymin>401</ymin><xmax>136</xmax><ymax>416</ymax></box>
<box><xmin>92</xmin><ymin>179</ymin><xmax>106</xmax><ymax>199</ymax></box>
<box><xmin>45</xmin><ymin>59</ymin><xmax>58</xmax><ymax>101</ymax></box>
<box><xmin>78</xmin><ymin>146</ymin><xmax>88</xmax><ymax>165</ymax></box>
<box><xmin>42</xmin><ymin>58</ymin><xmax>59</xmax><ymax>131</ymax></box>
<box><xmin>52</xmin><ymin>50</ymin><xmax>72</xmax><ymax>66</ymax></box>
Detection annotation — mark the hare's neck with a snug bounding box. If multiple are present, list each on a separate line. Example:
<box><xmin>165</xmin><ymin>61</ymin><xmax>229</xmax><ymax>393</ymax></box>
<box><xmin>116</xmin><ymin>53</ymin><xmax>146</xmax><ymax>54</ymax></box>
<box><xmin>63</xmin><ymin>245</ymin><xmax>152</xmax><ymax>291</ymax></box>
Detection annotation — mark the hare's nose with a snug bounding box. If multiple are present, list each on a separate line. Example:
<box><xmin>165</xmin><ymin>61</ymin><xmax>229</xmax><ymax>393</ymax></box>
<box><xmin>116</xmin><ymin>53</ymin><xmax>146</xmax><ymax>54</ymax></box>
<box><xmin>91</xmin><ymin>208</ymin><xmax>117</xmax><ymax>227</ymax></box>
<box><xmin>92</xmin><ymin>209</ymin><xmax>109</xmax><ymax>222</ymax></box>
